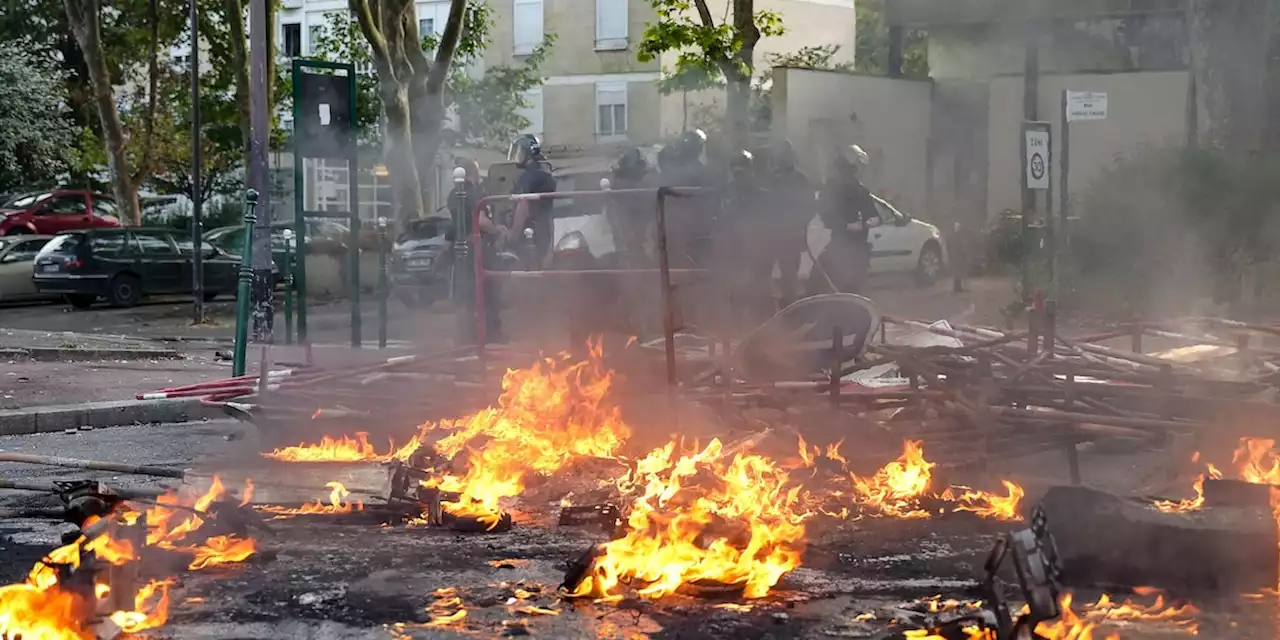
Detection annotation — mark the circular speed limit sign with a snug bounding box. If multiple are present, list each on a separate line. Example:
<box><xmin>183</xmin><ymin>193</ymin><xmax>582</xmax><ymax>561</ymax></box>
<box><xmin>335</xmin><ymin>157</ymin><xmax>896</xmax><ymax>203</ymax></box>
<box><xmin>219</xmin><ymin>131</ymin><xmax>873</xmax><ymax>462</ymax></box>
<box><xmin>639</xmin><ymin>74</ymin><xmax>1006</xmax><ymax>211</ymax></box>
<box><xmin>1030</xmin><ymin>152</ymin><xmax>1046</xmax><ymax>181</ymax></box>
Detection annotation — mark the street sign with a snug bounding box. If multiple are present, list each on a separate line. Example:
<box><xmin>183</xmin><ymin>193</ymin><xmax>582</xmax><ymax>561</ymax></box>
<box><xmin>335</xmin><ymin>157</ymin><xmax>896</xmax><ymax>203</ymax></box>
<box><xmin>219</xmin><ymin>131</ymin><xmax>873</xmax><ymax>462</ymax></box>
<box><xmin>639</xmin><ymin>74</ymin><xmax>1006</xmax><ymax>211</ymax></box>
<box><xmin>1066</xmin><ymin>91</ymin><xmax>1108</xmax><ymax>122</ymax></box>
<box><xmin>1025</xmin><ymin>130</ymin><xmax>1050</xmax><ymax>190</ymax></box>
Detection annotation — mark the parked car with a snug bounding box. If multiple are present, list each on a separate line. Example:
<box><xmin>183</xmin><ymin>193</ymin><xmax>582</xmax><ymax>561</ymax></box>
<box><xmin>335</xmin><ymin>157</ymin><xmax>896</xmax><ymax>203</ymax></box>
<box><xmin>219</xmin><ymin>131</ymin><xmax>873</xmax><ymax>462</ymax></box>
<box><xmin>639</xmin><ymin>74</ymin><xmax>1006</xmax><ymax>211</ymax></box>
<box><xmin>801</xmin><ymin>194</ymin><xmax>947</xmax><ymax>287</ymax></box>
<box><xmin>32</xmin><ymin>228</ymin><xmax>240</xmax><ymax>308</ymax></box>
<box><xmin>206</xmin><ymin>219</ymin><xmax>349</xmax><ymax>272</ymax></box>
<box><xmin>0</xmin><ymin>235</ymin><xmax>55</xmax><ymax>302</ymax></box>
<box><xmin>391</xmin><ymin>216</ymin><xmax>452</xmax><ymax>307</ymax></box>
<box><xmin>0</xmin><ymin>189</ymin><xmax>122</xmax><ymax>236</ymax></box>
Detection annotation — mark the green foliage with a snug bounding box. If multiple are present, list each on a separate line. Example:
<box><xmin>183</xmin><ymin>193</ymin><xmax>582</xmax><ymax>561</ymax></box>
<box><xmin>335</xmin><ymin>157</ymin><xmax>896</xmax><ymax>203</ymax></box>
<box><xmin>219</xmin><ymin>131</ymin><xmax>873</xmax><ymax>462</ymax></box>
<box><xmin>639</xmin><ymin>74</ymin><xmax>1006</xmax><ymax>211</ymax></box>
<box><xmin>0</xmin><ymin>39</ymin><xmax>76</xmax><ymax>192</ymax></box>
<box><xmin>854</xmin><ymin>0</ymin><xmax>928</xmax><ymax>79</ymax></box>
<box><xmin>302</xmin><ymin>4</ymin><xmax>553</xmax><ymax>149</ymax></box>
<box><xmin>639</xmin><ymin>0</ymin><xmax>785</xmax><ymax>92</ymax></box>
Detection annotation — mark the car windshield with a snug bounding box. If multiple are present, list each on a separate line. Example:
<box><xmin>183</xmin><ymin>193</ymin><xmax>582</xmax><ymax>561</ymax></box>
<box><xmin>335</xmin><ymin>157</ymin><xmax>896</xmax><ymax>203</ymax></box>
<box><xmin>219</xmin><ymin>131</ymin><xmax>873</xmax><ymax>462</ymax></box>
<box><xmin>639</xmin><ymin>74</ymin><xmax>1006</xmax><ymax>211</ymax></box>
<box><xmin>4</xmin><ymin>192</ymin><xmax>51</xmax><ymax>208</ymax></box>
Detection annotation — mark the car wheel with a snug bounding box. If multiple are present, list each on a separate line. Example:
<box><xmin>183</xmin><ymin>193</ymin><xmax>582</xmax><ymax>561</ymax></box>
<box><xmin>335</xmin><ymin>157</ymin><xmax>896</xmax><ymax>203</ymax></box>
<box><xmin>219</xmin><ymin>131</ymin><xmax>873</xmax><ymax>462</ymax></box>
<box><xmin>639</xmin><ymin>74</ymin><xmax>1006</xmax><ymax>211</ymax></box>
<box><xmin>66</xmin><ymin>294</ymin><xmax>96</xmax><ymax>310</ymax></box>
<box><xmin>915</xmin><ymin>242</ymin><xmax>943</xmax><ymax>287</ymax></box>
<box><xmin>107</xmin><ymin>274</ymin><xmax>141</xmax><ymax>308</ymax></box>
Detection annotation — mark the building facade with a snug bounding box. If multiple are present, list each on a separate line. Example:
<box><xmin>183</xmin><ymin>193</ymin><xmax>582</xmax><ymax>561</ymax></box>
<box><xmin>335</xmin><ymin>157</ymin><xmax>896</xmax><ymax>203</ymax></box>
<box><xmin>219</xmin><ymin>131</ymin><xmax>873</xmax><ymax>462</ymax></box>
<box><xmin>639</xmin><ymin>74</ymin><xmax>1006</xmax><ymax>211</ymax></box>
<box><xmin>277</xmin><ymin>0</ymin><xmax>857</xmax><ymax>152</ymax></box>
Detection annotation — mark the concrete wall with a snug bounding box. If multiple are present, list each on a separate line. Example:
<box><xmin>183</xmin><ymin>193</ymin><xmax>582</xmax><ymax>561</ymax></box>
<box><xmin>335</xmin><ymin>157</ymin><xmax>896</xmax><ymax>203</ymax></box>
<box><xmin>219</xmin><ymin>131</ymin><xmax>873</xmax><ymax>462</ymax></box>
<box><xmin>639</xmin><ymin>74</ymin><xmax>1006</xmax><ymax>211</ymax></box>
<box><xmin>772</xmin><ymin>68</ymin><xmax>932</xmax><ymax>216</ymax></box>
<box><xmin>985</xmin><ymin>71</ymin><xmax>1189</xmax><ymax>216</ymax></box>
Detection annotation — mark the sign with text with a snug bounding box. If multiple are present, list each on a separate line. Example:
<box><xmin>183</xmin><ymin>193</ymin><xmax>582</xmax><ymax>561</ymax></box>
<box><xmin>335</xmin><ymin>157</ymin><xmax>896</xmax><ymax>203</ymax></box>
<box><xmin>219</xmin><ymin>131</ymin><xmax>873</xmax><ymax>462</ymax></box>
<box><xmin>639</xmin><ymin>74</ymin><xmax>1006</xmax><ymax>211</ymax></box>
<box><xmin>1066</xmin><ymin>91</ymin><xmax>1108</xmax><ymax>122</ymax></box>
<box><xmin>1024</xmin><ymin>129</ymin><xmax>1050</xmax><ymax>190</ymax></box>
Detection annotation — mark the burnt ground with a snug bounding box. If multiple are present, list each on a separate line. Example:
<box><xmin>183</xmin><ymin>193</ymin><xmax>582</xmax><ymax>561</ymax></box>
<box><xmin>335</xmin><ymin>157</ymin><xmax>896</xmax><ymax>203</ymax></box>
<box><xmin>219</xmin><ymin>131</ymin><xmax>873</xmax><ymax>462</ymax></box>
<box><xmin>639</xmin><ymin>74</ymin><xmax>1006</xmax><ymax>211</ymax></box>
<box><xmin>4</xmin><ymin>420</ymin><xmax>1280</xmax><ymax>639</ymax></box>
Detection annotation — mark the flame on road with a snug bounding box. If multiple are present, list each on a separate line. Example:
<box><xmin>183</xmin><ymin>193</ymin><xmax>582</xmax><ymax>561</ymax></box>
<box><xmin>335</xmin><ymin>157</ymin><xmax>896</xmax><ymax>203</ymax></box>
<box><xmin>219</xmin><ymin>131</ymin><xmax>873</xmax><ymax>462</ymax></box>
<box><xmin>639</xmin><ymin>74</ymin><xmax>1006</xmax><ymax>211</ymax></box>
<box><xmin>142</xmin><ymin>476</ymin><xmax>258</xmax><ymax>569</ymax></box>
<box><xmin>568</xmin><ymin>438</ymin><xmax>808</xmax><ymax>601</ymax></box>
<box><xmin>0</xmin><ymin>520</ymin><xmax>171</xmax><ymax>639</ymax></box>
<box><xmin>260</xmin><ymin>481</ymin><xmax>365</xmax><ymax>518</ymax></box>
<box><xmin>1083</xmin><ymin>591</ymin><xmax>1199</xmax><ymax>633</ymax></box>
<box><xmin>399</xmin><ymin>342</ymin><xmax>631</xmax><ymax>528</ymax></box>
<box><xmin>263</xmin><ymin>432</ymin><xmax>390</xmax><ymax>462</ymax></box>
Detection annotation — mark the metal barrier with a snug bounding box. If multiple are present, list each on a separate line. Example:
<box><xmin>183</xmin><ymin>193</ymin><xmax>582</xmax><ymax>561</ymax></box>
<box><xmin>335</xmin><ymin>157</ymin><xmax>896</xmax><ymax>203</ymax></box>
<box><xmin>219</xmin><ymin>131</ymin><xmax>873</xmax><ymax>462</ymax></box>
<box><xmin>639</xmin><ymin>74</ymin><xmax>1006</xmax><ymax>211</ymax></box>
<box><xmin>468</xmin><ymin>186</ymin><xmax>709</xmax><ymax>384</ymax></box>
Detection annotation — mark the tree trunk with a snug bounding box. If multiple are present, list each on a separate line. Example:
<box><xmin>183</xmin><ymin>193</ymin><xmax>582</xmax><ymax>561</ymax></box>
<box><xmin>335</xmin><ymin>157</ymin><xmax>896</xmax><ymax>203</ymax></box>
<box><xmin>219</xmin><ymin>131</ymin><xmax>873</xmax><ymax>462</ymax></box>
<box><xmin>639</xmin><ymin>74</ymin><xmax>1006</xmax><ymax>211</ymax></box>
<box><xmin>224</xmin><ymin>0</ymin><xmax>252</xmax><ymax>170</ymax></box>
<box><xmin>64</xmin><ymin>0</ymin><xmax>141</xmax><ymax>225</ymax></box>
<box><xmin>726</xmin><ymin>0</ymin><xmax>760</xmax><ymax>151</ymax></box>
<box><xmin>1188</xmin><ymin>0</ymin><xmax>1272</xmax><ymax>160</ymax></box>
<box><xmin>382</xmin><ymin>86</ymin><xmax>423</xmax><ymax>223</ymax></box>
<box><xmin>724</xmin><ymin>73</ymin><xmax>751</xmax><ymax>152</ymax></box>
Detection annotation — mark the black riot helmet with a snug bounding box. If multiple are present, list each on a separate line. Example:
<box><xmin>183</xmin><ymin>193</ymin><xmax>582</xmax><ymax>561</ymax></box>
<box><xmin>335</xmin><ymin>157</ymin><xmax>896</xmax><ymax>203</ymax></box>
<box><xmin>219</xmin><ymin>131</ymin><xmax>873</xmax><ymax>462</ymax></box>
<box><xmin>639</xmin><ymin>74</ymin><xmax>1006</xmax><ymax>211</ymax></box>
<box><xmin>613</xmin><ymin>147</ymin><xmax>648</xmax><ymax>180</ymax></box>
<box><xmin>507</xmin><ymin>133</ymin><xmax>545</xmax><ymax>168</ymax></box>
<box><xmin>679</xmin><ymin>128</ymin><xmax>707</xmax><ymax>162</ymax></box>
<box><xmin>771</xmin><ymin>140</ymin><xmax>797</xmax><ymax>173</ymax></box>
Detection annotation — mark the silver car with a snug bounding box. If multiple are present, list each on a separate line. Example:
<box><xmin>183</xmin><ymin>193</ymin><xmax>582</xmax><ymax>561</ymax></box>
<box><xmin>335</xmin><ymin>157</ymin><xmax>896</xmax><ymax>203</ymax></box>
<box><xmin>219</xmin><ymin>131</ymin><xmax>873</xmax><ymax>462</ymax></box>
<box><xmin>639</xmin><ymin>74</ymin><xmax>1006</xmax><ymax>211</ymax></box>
<box><xmin>0</xmin><ymin>235</ymin><xmax>55</xmax><ymax>302</ymax></box>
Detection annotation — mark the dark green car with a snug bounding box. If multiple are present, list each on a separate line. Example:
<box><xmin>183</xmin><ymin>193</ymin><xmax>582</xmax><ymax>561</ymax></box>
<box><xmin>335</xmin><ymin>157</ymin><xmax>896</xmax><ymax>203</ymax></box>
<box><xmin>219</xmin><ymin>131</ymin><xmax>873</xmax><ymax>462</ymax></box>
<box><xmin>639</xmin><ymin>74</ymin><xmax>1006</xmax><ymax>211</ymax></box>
<box><xmin>205</xmin><ymin>219</ymin><xmax>348</xmax><ymax>274</ymax></box>
<box><xmin>31</xmin><ymin>227</ymin><xmax>240</xmax><ymax>308</ymax></box>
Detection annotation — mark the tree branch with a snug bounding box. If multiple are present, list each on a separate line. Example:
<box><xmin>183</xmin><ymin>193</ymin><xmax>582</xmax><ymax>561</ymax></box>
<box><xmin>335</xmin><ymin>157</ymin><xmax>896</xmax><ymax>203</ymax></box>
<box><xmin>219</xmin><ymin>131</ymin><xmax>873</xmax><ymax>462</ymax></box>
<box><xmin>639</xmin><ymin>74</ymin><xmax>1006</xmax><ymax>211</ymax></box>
<box><xmin>350</xmin><ymin>0</ymin><xmax>393</xmax><ymax>74</ymax></box>
<box><xmin>426</xmin><ymin>0</ymin><xmax>467</xmax><ymax>92</ymax></box>
<box><xmin>692</xmin><ymin>0</ymin><xmax>716</xmax><ymax>28</ymax></box>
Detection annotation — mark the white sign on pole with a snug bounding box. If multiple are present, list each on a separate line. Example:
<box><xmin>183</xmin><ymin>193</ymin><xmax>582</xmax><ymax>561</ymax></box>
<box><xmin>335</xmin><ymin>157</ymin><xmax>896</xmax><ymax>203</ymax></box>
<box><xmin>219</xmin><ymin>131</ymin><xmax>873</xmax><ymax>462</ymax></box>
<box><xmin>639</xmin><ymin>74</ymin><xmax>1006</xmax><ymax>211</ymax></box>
<box><xmin>1025</xmin><ymin>130</ymin><xmax>1050</xmax><ymax>190</ymax></box>
<box><xmin>1066</xmin><ymin>91</ymin><xmax>1108</xmax><ymax>122</ymax></box>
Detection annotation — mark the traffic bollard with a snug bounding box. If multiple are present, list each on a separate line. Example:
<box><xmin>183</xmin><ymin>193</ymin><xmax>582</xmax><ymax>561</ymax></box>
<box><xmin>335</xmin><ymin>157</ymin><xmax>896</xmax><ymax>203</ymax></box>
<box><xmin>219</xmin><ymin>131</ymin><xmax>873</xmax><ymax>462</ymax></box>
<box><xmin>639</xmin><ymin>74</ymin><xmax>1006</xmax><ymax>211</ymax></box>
<box><xmin>283</xmin><ymin>228</ymin><xmax>295</xmax><ymax>345</ymax></box>
<box><xmin>232</xmin><ymin>189</ymin><xmax>258</xmax><ymax>377</ymax></box>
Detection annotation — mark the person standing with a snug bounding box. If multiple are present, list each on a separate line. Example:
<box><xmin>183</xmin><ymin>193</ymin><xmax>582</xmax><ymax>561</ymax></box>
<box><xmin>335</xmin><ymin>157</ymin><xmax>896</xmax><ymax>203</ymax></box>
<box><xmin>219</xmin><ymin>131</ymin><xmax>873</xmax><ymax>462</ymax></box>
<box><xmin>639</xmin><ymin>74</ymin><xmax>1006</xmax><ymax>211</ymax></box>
<box><xmin>506</xmin><ymin>134</ymin><xmax>557</xmax><ymax>268</ymax></box>
<box><xmin>763</xmin><ymin>141</ymin><xmax>813</xmax><ymax>309</ymax></box>
<box><xmin>608</xmin><ymin>148</ymin><xmax>652</xmax><ymax>266</ymax></box>
<box><xmin>811</xmin><ymin>145</ymin><xmax>880</xmax><ymax>295</ymax></box>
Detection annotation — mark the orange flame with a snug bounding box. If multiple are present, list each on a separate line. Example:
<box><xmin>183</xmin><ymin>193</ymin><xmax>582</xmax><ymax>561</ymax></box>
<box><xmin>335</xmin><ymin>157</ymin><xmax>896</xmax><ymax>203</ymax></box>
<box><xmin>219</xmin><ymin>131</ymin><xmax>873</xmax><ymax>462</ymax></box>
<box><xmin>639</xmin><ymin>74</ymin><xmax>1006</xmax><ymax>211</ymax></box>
<box><xmin>143</xmin><ymin>476</ymin><xmax>258</xmax><ymax>569</ymax></box>
<box><xmin>262</xmin><ymin>432</ymin><xmax>390</xmax><ymax>462</ymax></box>
<box><xmin>1034</xmin><ymin>594</ymin><xmax>1121</xmax><ymax>640</ymax></box>
<box><xmin>259</xmin><ymin>481</ymin><xmax>365</xmax><ymax>518</ymax></box>
<box><xmin>108</xmin><ymin>578</ymin><xmax>174</xmax><ymax>633</ymax></box>
<box><xmin>568</xmin><ymin>438</ymin><xmax>808</xmax><ymax>601</ymax></box>
<box><xmin>400</xmin><ymin>341</ymin><xmax>631</xmax><ymax>527</ymax></box>
<box><xmin>1083</xmin><ymin>591</ymin><xmax>1199</xmax><ymax>633</ymax></box>
<box><xmin>851</xmin><ymin>440</ymin><xmax>935</xmax><ymax>518</ymax></box>
<box><xmin>943</xmin><ymin>481</ymin><xmax>1026</xmax><ymax>521</ymax></box>
<box><xmin>0</xmin><ymin>583</ymin><xmax>91</xmax><ymax>640</ymax></box>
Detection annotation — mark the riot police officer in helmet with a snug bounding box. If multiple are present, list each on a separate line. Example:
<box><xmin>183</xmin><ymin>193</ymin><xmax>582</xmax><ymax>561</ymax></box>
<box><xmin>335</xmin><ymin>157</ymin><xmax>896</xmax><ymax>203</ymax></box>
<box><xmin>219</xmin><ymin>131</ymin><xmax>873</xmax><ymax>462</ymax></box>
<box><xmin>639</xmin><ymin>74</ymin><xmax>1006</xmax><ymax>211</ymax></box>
<box><xmin>507</xmin><ymin>133</ymin><xmax>557</xmax><ymax>268</ymax></box>
<box><xmin>609</xmin><ymin>148</ymin><xmax>651</xmax><ymax>264</ymax></box>
<box><xmin>811</xmin><ymin>144</ymin><xmax>880</xmax><ymax>295</ymax></box>
<box><xmin>765</xmin><ymin>140</ymin><xmax>812</xmax><ymax>308</ymax></box>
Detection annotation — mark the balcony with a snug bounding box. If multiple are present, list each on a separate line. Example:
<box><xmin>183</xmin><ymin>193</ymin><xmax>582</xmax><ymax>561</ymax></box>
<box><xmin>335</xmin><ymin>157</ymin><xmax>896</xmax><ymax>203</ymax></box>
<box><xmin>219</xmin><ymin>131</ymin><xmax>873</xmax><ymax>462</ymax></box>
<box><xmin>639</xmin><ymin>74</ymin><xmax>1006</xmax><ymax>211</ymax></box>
<box><xmin>886</xmin><ymin>0</ymin><xmax>1187</xmax><ymax>27</ymax></box>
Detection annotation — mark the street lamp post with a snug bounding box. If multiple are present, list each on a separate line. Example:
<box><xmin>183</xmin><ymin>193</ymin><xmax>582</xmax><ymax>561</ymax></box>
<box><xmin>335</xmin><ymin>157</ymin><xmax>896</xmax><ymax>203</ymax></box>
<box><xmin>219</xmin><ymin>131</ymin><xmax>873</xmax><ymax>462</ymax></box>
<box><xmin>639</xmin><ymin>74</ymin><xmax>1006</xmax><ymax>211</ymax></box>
<box><xmin>190</xmin><ymin>0</ymin><xmax>203</xmax><ymax>324</ymax></box>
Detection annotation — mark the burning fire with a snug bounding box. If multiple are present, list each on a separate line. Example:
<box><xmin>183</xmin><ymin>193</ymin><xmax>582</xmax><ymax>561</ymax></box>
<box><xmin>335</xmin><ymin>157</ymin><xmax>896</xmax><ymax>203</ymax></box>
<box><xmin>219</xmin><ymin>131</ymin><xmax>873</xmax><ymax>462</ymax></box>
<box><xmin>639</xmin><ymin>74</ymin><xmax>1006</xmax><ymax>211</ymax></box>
<box><xmin>399</xmin><ymin>342</ymin><xmax>631</xmax><ymax>528</ymax></box>
<box><xmin>140</xmin><ymin>476</ymin><xmax>258</xmax><ymax>569</ymax></box>
<box><xmin>1035</xmin><ymin>594</ymin><xmax>1121</xmax><ymax>640</ymax></box>
<box><xmin>263</xmin><ymin>432</ymin><xmax>390</xmax><ymax>462</ymax></box>
<box><xmin>567</xmin><ymin>438</ymin><xmax>808</xmax><ymax>601</ymax></box>
<box><xmin>851</xmin><ymin>440</ymin><xmax>936</xmax><ymax>518</ymax></box>
<box><xmin>1082</xmin><ymin>590</ymin><xmax>1199</xmax><ymax>633</ymax></box>
<box><xmin>814</xmin><ymin>439</ymin><xmax>1024</xmax><ymax>520</ymax></box>
<box><xmin>259</xmin><ymin>481</ymin><xmax>364</xmax><ymax>519</ymax></box>
<box><xmin>0</xmin><ymin>520</ymin><xmax>171</xmax><ymax>639</ymax></box>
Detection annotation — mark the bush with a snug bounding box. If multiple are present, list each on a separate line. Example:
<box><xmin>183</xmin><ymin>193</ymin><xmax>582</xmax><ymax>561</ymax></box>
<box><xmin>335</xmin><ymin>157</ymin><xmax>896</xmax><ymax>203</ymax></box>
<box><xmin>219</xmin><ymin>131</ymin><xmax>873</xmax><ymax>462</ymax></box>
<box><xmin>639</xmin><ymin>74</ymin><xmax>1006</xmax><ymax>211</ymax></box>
<box><xmin>978</xmin><ymin>209</ymin><xmax>1029</xmax><ymax>274</ymax></box>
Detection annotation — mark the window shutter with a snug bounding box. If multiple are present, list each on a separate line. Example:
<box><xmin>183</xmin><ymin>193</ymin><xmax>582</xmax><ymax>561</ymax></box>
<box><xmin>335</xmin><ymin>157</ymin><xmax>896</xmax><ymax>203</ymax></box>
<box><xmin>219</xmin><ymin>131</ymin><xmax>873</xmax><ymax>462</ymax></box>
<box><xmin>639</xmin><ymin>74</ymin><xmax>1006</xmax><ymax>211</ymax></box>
<box><xmin>595</xmin><ymin>82</ymin><xmax>628</xmax><ymax>137</ymax></box>
<box><xmin>513</xmin><ymin>0</ymin><xmax>544</xmax><ymax>55</ymax></box>
<box><xmin>595</xmin><ymin>0</ymin><xmax>628</xmax><ymax>50</ymax></box>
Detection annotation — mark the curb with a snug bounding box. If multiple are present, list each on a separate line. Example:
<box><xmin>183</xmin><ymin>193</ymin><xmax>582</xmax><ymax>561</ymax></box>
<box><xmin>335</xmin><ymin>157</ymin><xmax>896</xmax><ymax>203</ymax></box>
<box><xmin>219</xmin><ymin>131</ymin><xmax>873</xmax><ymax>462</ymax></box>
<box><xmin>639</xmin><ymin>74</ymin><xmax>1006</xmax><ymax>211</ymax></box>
<box><xmin>0</xmin><ymin>398</ymin><xmax>225</xmax><ymax>436</ymax></box>
<box><xmin>0</xmin><ymin>347</ymin><xmax>183</xmax><ymax>362</ymax></box>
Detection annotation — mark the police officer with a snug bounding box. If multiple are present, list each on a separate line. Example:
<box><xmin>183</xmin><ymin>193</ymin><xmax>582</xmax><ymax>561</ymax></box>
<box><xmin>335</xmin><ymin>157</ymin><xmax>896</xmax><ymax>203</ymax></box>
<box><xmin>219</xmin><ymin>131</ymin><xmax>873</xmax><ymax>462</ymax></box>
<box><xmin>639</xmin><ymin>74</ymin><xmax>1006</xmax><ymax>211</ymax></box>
<box><xmin>506</xmin><ymin>134</ymin><xmax>557</xmax><ymax>268</ymax></box>
<box><xmin>723</xmin><ymin>149</ymin><xmax>775</xmax><ymax>323</ymax></box>
<box><xmin>609</xmin><ymin>148</ymin><xmax>651</xmax><ymax>265</ymax></box>
<box><xmin>811</xmin><ymin>144</ymin><xmax>880</xmax><ymax>295</ymax></box>
<box><xmin>764</xmin><ymin>141</ymin><xmax>812</xmax><ymax>308</ymax></box>
<box><xmin>660</xmin><ymin>129</ymin><xmax>715</xmax><ymax>267</ymax></box>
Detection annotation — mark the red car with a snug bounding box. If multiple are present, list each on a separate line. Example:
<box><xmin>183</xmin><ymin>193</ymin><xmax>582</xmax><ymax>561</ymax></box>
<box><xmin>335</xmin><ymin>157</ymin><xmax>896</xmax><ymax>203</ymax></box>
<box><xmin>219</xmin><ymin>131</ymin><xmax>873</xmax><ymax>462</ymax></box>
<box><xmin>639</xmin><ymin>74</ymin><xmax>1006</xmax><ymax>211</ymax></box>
<box><xmin>0</xmin><ymin>189</ymin><xmax>122</xmax><ymax>236</ymax></box>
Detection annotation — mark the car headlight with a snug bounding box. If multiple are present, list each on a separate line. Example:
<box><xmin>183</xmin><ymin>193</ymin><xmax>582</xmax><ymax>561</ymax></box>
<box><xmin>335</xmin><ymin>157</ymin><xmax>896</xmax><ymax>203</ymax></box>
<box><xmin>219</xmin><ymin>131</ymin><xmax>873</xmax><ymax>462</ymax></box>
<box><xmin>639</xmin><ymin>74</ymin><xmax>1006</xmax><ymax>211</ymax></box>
<box><xmin>555</xmin><ymin>231</ymin><xmax>588</xmax><ymax>252</ymax></box>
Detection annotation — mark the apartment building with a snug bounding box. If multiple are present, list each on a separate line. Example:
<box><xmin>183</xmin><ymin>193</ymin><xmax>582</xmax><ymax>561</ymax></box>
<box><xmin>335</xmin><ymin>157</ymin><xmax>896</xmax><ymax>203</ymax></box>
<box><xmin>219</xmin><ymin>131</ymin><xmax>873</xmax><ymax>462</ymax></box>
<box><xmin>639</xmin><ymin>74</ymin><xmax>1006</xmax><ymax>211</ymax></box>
<box><xmin>277</xmin><ymin>0</ymin><xmax>857</xmax><ymax>151</ymax></box>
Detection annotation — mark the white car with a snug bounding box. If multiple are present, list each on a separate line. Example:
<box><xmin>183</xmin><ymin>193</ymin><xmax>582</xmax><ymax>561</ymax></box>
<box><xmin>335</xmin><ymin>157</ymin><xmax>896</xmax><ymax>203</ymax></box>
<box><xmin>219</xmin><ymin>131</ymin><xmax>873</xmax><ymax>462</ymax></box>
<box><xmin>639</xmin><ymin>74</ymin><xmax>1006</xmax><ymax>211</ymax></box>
<box><xmin>800</xmin><ymin>195</ymin><xmax>947</xmax><ymax>287</ymax></box>
<box><xmin>0</xmin><ymin>235</ymin><xmax>56</xmax><ymax>302</ymax></box>
<box><xmin>552</xmin><ymin>193</ymin><xmax>946</xmax><ymax>286</ymax></box>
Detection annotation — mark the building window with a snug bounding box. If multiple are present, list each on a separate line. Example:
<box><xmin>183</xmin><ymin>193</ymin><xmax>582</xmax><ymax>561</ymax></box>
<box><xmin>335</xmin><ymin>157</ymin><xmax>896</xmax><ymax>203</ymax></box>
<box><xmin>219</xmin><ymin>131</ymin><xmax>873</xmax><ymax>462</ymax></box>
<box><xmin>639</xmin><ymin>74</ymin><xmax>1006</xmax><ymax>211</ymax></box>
<box><xmin>308</xmin><ymin>24</ymin><xmax>323</xmax><ymax>55</ymax></box>
<box><xmin>513</xmin><ymin>0</ymin><xmax>544</xmax><ymax>55</ymax></box>
<box><xmin>283</xmin><ymin>23</ymin><xmax>302</xmax><ymax>57</ymax></box>
<box><xmin>419</xmin><ymin>18</ymin><xmax>434</xmax><ymax>36</ymax></box>
<box><xmin>595</xmin><ymin>0</ymin><xmax>628</xmax><ymax>51</ymax></box>
<box><xmin>518</xmin><ymin>87</ymin><xmax>543</xmax><ymax>136</ymax></box>
<box><xmin>595</xmin><ymin>82</ymin><xmax>627</xmax><ymax>138</ymax></box>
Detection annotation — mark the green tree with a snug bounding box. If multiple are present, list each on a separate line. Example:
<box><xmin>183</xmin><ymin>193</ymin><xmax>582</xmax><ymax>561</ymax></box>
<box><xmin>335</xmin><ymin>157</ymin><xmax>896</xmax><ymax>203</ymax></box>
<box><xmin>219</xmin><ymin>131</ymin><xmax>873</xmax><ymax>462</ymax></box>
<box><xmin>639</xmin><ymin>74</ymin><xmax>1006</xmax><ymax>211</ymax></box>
<box><xmin>308</xmin><ymin>2</ymin><xmax>552</xmax><ymax>220</ymax></box>
<box><xmin>0</xmin><ymin>40</ymin><xmax>76</xmax><ymax>192</ymax></box>
<box><xmin>854</xmin><ymin>0</ymin><xmax>928</xmax><ymax>79</ymax></box>
<box><xmin>638</xmin><ymin>0</ymin><xmax>784</xmax><ymax>149</ymax></box>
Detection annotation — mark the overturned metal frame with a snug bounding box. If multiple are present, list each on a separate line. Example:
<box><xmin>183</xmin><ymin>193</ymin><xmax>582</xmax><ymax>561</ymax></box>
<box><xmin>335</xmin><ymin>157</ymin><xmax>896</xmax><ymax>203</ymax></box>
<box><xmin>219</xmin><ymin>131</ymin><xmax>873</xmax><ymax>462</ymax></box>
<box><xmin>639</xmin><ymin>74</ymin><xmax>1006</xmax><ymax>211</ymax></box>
<box><xmin>469</xmin><ymin>187</ymin><xmax>708</xmax><ymax>386</ymax></box>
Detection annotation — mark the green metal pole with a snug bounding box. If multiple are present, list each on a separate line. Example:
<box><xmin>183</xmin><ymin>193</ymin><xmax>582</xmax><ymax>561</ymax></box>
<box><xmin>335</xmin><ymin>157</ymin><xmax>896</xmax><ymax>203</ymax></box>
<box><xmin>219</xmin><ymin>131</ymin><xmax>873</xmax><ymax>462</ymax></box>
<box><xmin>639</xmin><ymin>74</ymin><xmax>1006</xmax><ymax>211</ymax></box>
<box><xmin>283</xmin><ymin>230</ymin><xmax>294</xmax><ymax>345</ymax></box>
<box><xmin>233</xmin><ymin>189</ymin><xmax>258</xmax><ymax>377</ymax></box>
<box><xmin>377</xmin><ymin>218</ymin><xmax>388</xmax><ymax>349</ymax></box>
